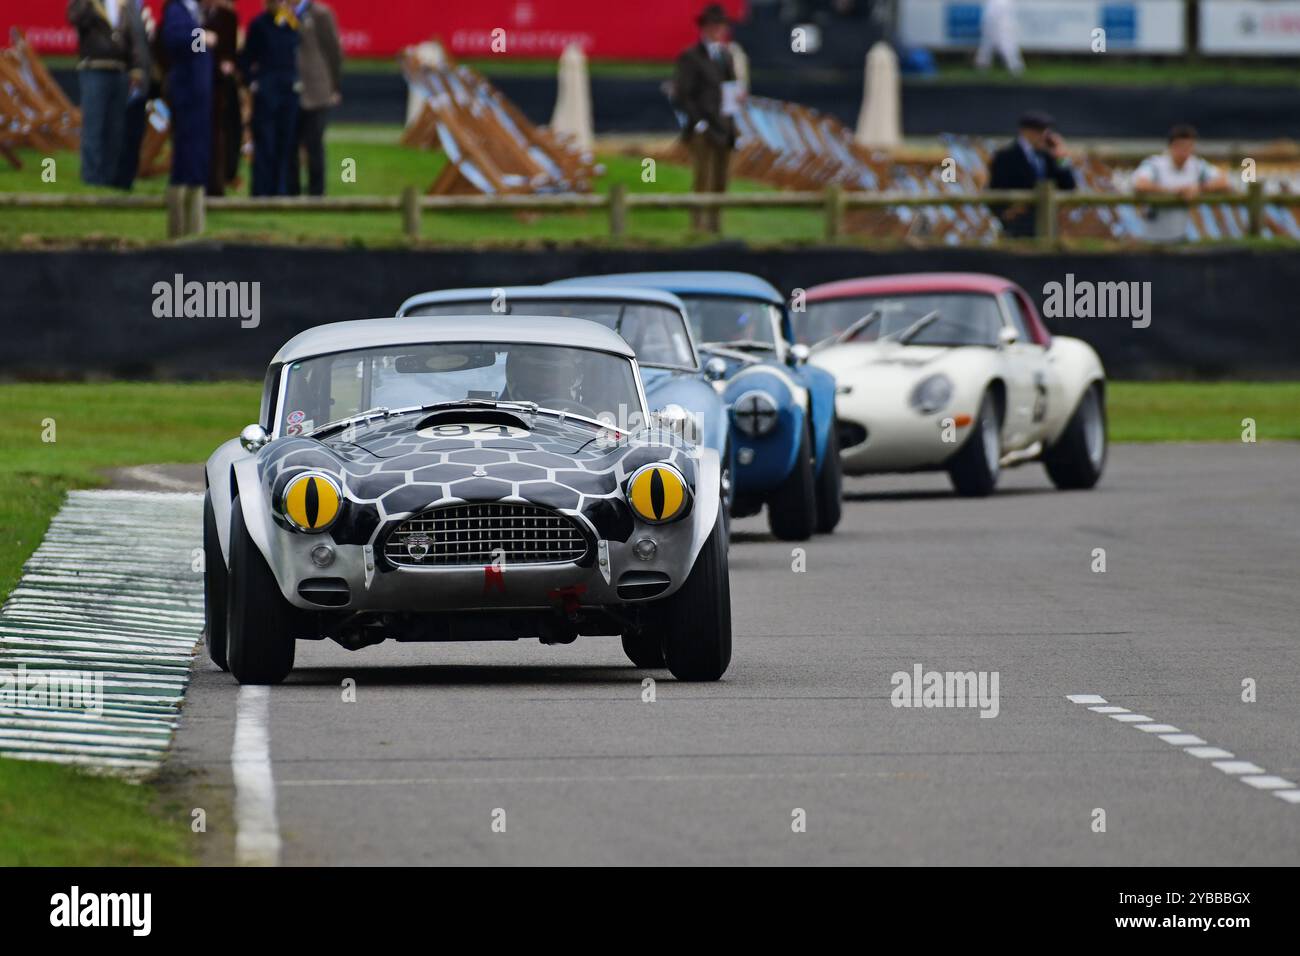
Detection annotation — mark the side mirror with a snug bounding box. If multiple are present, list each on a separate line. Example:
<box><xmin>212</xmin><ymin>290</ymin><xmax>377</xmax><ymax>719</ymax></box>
<box><xmin>703</xmin><ymin>356</ymin><xmax>728</xmax><ymax>382</ymax></box>
<box><xmin>240</xmin><ymin>423</ymin><xmax>270</xmax><ymax>452</ymax></box>
<box><xmin>998</xmin><ymin>326</ymin><xmax>1019</xmax><ymax>347</ymax></box>
<box><xmin>788</xmin><ymin>343</ymin><xmax>811</xmax><ymax>365</ymax></box>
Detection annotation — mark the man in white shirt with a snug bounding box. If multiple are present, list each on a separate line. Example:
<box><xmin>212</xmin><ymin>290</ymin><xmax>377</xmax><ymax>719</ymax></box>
<box><xmin>1133</xmin><ymin>124</ymin><xmax>1230</xmax><ymax>242</ymax></box>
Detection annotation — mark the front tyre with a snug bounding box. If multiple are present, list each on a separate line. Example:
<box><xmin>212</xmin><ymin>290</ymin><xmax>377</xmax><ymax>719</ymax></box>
<box><xmin>1043</xmin><ymin>382</ymin><xmax>1107</xmax><ymax>490</ymax></box>
<box><xmin>659</xmin><ymin>514</ymin><xmax>732</xmax><ymax>681</ymax></box>
<box><xmin>226</xmin><ymin>498</ymin><xmax>298</xmax><ymax>685</ymax></box>
<box><xmin>948</xmin><ymin>389</ymin><xmax>1002</xmax><ymax>497</ymax></box>
<box><xmin>203</xmin><ymin>491</ymin><xmax>229</xmax><ymax>671</ymax></box>
<box><xmin>813</xmin><ymin>419</ymin><xmax>843</xmax><ymax>534</ymax></box>
<box><xmin>766</xmin><ymin>418</ymin><xmax>816</xmax><ymax>541</ymax></box>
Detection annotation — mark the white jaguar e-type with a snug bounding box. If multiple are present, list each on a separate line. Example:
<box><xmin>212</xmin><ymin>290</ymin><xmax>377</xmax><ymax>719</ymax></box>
<box><xmin>800</xmin><ymin>273</ymin><xmax>1106</xmax><ymax>496</ymax></box>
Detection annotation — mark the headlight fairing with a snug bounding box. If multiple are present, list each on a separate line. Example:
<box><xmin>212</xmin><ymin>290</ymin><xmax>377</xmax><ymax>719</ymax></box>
<box><xmin>280</xmin><ymin>471</ymin><xmax>343</xmax><ymax>532</ymax></box>
<box><xmin>731</xmin><ymin>389</ymin><xmax>780</xmax><ymax>437</ymax></box>
<box><xmin>909</xmin><ymin>374</ymin><xmax>955</xmax><ymax>415</ymax></box>
<box><xmin>626</xmin><ymin>463</ymin><xmax>691</xmax><ymax>524</ymax></box>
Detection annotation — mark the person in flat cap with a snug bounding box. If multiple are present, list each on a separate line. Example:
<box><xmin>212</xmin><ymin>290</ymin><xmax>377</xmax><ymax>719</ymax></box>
<box><xmin>671</xmin><ymin>4</ymin><xmax>741</xmax><ymax>233</ymax></box>
<box><xmin>986</xmin><ymin>110</ymin><xmax>1077</xmax><ymax>238</ymax></box>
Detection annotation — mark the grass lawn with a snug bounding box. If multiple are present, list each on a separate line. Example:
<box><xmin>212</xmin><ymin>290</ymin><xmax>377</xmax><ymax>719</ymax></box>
<box><xmin>0</xmin><ymin>759</ymin><xmax>192</xmax><ymax>866</ymax></box>
<box><xmin>1106</xmin><ymin>381</ymin><xmax>1300</xmax><ymax>443</ymax></box>
<box><xmin>917</xmin><ymin>57</ymin><xmax>1300</xmax><ymax>88</ymax></box>
<box><xmin>0</xmin><ymin>378</ymin><xmax>1293</xmax><ymax>863</ymax></box>
<box><xmin>0</xmin><ymin>129</ymin><xmax>826</xmax><ymax>246</ymax></box>
<box><xmin>40</xmin><ymin>53</ymin><xmax>1300</xmax><ymax>87</ymax></box>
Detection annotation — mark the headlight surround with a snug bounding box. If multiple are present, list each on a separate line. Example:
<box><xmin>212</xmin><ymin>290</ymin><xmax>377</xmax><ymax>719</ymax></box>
<box><xmin>909</xmin><ymin>374</ymin><xmax>955</xmax><ymax>415</ymax></box>
<box><xmin>280</xmin><ymin>471</ymin><xmax>344</xmax><ymax>533</ymax></box>
<box><xmin>626</xmin><ymin>463</ymin><xmax>691</xmax><ymax>524</ymax></box>
<box><xmin>731</xmin><ymin>389</ymin><xmax>780</xmax><ymax>437</ymax></box>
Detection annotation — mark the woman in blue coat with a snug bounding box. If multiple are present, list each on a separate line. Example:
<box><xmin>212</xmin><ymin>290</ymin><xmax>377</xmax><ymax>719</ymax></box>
<box><xmin>240</xmin><ymin>0</ymin><xmax>301</xmax><ymax>196</ymax></box>
<box><xmin>160</xmin><ymin>0</ymin><xmax>214</xmax><ymax>188</ymax></box>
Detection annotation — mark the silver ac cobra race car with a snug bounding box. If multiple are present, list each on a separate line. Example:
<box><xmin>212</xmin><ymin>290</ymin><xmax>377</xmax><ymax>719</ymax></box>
<box><xmin>203</xmin><ymin>316</ymin><xmax>731</xmax><ymax>684</ymax></box>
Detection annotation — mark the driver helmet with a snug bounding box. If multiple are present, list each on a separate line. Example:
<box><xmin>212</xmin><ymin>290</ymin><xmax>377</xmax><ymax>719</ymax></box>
<box><xmin>504</xmin><ymin>346</ymin><xmax>584</xmax><ymax>407</ymax></box>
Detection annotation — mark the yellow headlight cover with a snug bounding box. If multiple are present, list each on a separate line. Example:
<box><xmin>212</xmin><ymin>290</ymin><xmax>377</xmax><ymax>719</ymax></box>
<box><xmin>628</xmin><ymin>463</ymin><xmax>688</xmax><ymax>524</ymax></box>
<box><xmin>282</xmin><ymin>472</ymin><xmax>342</xmax><ymax>532</ymax></box>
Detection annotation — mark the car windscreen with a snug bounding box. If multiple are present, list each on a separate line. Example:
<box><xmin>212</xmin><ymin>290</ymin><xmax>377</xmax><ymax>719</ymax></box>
<box><xmin>403</xmin><ymin>300</ymin><xmax>697</xmax><ymax>370</ymax></box>
<box><xmin>802</xmin><ymin>293</ymin><xmax>1003</xmax><ymax>347</ymax></box>
<box><xmin>676</xmin><ymin>296</ymin><xmax>780</xmax><ymax>351</ymax></box>
<box><xmin>276</xmin><ymin>342</ymin><xmax>641</xmax><ymax>436</ymax></box>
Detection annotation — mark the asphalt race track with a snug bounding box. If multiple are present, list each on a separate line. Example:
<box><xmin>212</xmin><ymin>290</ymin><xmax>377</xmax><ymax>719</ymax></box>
<box><xmin>172</xmin><ymin>443</ymin><xmax>1300</xmax><ymax>865</ymax></box>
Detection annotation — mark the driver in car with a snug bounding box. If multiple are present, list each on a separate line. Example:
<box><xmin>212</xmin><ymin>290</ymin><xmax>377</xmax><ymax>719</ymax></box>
<box><xmin>503</xmin><ymin>347</ymin><xmax>588</xmax><ymax>410</ymax></box>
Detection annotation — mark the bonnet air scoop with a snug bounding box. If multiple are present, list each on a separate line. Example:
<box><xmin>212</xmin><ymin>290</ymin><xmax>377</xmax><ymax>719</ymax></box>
<box><xmin>414</xmin><ymin>409</ymin><xmax>531</xmax><ymax>431</ymax></box>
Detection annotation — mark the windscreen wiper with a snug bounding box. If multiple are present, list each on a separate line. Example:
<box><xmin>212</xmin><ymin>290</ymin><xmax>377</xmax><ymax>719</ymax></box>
<box><xmin>885</xmin><ymin>310</ymin><xmax>943</xmax><ymax>345</ymax></box>
<box><xmin>813</xmin><ymin>310</ymin><xmax>882</xmax><ymax>351</ymax></box>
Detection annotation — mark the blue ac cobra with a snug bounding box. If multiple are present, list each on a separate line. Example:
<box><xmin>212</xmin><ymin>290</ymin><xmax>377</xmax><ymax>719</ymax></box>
<box><xmin>551</xmin><ymin>272</ymin><xmax>841</xmax><ymax>539</ymax></box>
<box><xmin>396</xmin><ymin>285</ymin><xmax>736</xmax><ymax>524</ymax></box>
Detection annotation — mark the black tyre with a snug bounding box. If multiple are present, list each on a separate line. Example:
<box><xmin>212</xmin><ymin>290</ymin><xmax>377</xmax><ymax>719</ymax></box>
<box><xmin>226</xmin><ymin>498</ymin><xmax>298</xmax><ymax>685</ymax></box>
<box><xmin>203</xmin><ymin>491</ymin><xmax>229</xmax><ymax>671</ymax></box>
<box><xmin>948</xmin><ymin>390</ymin><xmax>1002</xmax><ymax>497</ymax></box>
<box><xmin>766</xmin><ymin>417</ymin><xmax>816</xmax><ymax>541</ymax></box>
<box><xmin>658</xmin><ymin>514</ymin><xmax>732</xmax><ymax>681</ymax></box>
<box><xmin>1043</xmin><ymin>383</ymin><xmax>1107</xmax><ymax>490</ymax></box>
<box><xmin>813</xmin><ymin>418</ymin><xmax>843</xmax><ymax>534</ymax></box>
<box><xmin>620</xmin><ymin>630</ymin><xmax>666</xmax><ymax>669</ymax></box>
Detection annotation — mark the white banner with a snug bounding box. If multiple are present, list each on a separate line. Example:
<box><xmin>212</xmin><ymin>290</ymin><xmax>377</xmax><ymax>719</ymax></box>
<box><xmin>1200</xmin><ymin>1</ymin><xmax>1300</xmax><ymax>54</ymax></box>
<box><xmin>899</xmin><ymin>0</ymin><xmax>1187</xmax><ymax>54</ymax></box>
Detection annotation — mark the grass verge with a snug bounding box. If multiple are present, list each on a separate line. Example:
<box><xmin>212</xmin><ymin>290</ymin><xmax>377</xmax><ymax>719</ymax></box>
<box><xmin>0</xmin><ymin>760</ymin><xmax>192</xmax><ymax>866</ymax></box>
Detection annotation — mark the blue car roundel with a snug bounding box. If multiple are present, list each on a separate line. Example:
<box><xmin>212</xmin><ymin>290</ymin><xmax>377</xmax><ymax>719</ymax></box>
<box><xmin>550</xmin><ymin>272</ymin><xmax>842</xmax><ymax>541</ymax></box>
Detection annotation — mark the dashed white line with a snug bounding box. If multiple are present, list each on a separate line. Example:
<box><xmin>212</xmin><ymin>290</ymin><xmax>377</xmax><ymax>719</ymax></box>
<box><xmin>1067</xmin><ymin>694</ymin><xmax>1300</xmax><ymax>807</ymax></box>
<box><xmin>1158</xmin><ymin>734</ymin><xmax>1206</xmax><ymax>746</ymax></box>
<box><xmin>232</xmin><ymin>686</ymin><xmax>281</xmax><ymax>867</ymax></box>
<box><xmin>1213</xmin><ymin>761</ymin><xmax>1265</xmax><ymax>775</ymax></box>
<box><xmin>1240</xmin><ymin>776</ymin><xmax>1295</xmax><ymax>790</ymax></box>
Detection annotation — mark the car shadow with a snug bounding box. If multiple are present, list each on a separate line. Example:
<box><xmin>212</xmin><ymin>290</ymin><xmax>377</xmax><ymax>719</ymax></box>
<box><xmin>283</xmin><ymin>662</ymin><xmax>651</xmax><ymax>689</ymax></box>
<box><xmin>842</xmin><ymin>486</ymin><xmax>1058</xmax><ymax>502</ymax></box>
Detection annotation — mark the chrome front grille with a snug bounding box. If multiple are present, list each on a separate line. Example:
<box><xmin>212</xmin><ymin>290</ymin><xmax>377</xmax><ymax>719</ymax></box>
<box><xmin>384</xmin><ymin>502</ymin><xmax>588</xmax><ymax>567</ymax></box>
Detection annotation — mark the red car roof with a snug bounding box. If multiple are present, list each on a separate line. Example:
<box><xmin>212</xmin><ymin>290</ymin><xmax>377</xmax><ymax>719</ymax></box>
<box><xmin>802</xmin><ymin>272</ymin><xmax>1051</xmax><ymax>347</ymax></box>
<box><xmin>805</xmin><ymin>272</ymin><xmax>1015</xmax><ymax>301</ymax></box>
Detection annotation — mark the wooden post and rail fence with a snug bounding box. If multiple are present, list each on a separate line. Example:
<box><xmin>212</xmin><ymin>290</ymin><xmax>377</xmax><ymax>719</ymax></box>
<box><xmin>0</xmin><ymin>180</ymin><xmax>1281</xmax><ymax>243</ymax></box>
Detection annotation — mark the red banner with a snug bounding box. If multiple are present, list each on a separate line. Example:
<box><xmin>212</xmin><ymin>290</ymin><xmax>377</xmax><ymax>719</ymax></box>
<box><xmin>3</xmin><ymin>0</ymin><xmax>747</xmax><ymax>60</ymax></box>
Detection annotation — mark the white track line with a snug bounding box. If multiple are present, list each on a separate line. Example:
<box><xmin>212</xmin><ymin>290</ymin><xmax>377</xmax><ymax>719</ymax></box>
<box><xmin>232</xmin><ymin>686</ymin><xmax>281</xmax><ymax>867</ymax></box>
<box><xmin>1067</xmin><ymin>694</ymin><xmax>1300</xmax><ymax>806</ymax></box>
